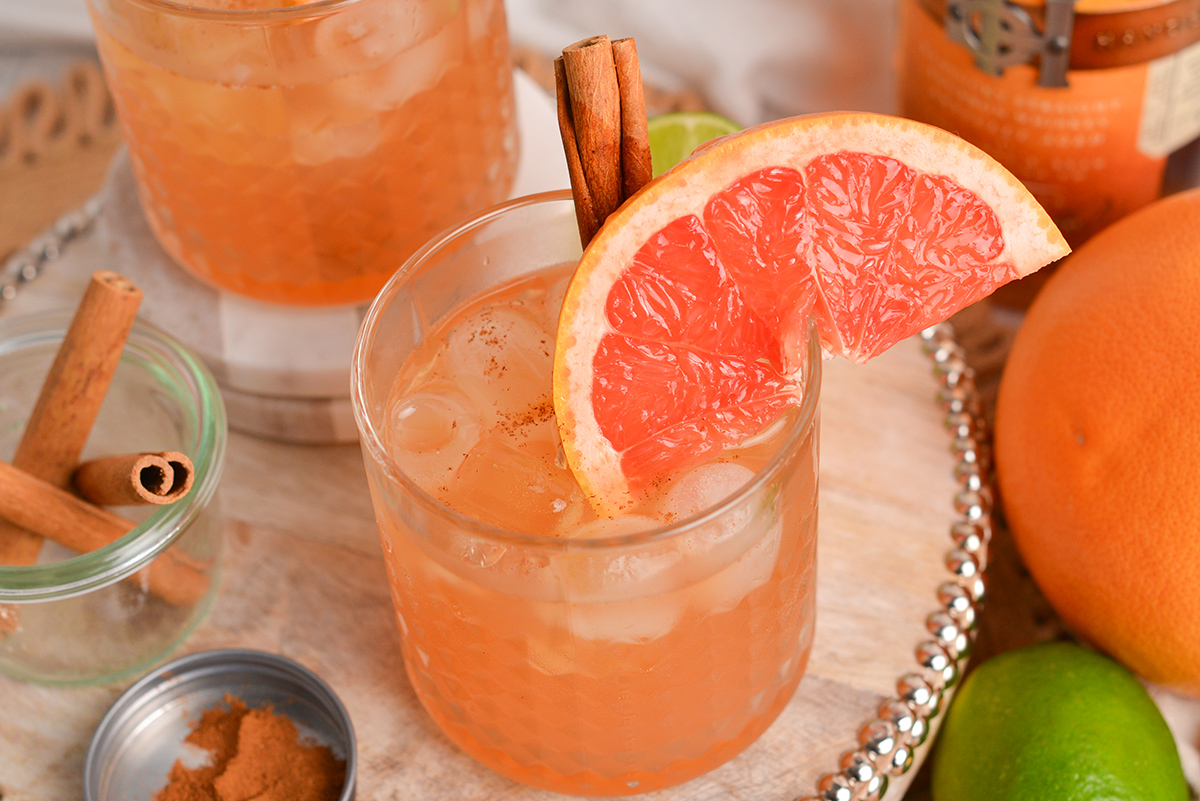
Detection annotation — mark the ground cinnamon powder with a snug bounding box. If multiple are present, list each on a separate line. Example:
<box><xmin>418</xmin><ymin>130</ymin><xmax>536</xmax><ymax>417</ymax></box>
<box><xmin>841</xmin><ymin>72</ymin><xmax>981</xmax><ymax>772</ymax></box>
<box><xmin>154</xmin><ymin>695</ymin><xmax>347</xmax><ymax>801</ymax></box>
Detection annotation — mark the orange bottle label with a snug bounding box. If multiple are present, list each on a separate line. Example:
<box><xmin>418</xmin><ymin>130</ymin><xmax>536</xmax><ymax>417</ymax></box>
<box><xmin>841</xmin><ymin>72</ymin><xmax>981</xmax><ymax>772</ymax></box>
<box><xmin>898</xmin><ymin>0</ymin><xmax>1184</xmax><ymax>245</ymax></box>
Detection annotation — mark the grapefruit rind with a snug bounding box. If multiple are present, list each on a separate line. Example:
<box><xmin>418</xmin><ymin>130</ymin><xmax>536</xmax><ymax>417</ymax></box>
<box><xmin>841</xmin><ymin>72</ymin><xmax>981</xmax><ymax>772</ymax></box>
<box><xmin>555</xmin><ymin>111</ymin><xmax>1069</xmax><ymax>513</ymax></box>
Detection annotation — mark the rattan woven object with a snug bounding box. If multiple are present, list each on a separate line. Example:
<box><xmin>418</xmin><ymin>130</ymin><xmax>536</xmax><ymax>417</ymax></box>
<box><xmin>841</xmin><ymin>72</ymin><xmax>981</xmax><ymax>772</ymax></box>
<box><xmin>0</xmin><ymin>61</ymin><xmax>121</xmax><ymax>264</ymax></box>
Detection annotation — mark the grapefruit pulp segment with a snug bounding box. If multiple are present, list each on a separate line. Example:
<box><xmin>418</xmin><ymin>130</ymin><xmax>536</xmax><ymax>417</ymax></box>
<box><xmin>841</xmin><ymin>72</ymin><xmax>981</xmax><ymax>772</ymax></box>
<box><xmin>595</xmin><ymin>213</ymin><xmax>801</xmax><ymax>485</ymax></box>
<box><xmin>555</xmin><ymin>112</ymin><xmax>1070</xmax><ymax>512</ymax></box>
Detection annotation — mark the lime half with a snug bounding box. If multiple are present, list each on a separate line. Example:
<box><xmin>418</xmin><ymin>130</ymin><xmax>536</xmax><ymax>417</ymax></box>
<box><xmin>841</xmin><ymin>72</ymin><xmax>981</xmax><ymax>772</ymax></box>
<box><xmin>647</xmin><ymin>111</ymin><xmax>742</xmax><ymax>177</ymax></box>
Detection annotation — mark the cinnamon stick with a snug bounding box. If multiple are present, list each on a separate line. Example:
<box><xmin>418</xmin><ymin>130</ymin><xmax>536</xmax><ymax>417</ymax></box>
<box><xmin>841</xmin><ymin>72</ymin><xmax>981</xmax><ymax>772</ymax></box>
<box><xmin>561</xmin><ymin>36</ymin><xmax>624</xmax><ymax>235</ymax></box>
<box><xmin>0</xmin><ymin>271</ymin><xmax>141</xmax><ymax>633</ymax></box>
<box><xmin>0</xmin><ymin>459</ymin><xmax>209</xmax><ymax>606</ymax></box>
<box><xmin>0</xmin><ymin>270</ymin><xmax>142</xmax><ymax>567</ymax></box>
<box><xmin>554</xmin><ymin>57</ymin><xmax>601</xmax><ymax>246</ymax></box>
<box><xmin>556</xmin><ymin>35</ymin><xmax>654</xmax><ymax>246</ymax></box>
<box><xmin>73</xmin><ymin>451</ymin><xmax>195</xmax><ymax>507</ymax></box>
<box><xmin>612</xmin><ymin>38</ymin><xmax>653</xmax><ymax>199</ymax></box>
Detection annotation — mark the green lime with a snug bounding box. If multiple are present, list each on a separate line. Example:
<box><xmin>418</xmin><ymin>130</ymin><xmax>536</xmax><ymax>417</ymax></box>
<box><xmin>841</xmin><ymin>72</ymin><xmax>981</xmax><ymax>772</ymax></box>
<box><xmin>647</xmin><ymin>111</ymin><xmax>741</xmax><ymax>177</ymax></box>
<box><xmin>932</xmin><ymin>641</ymin><xmax>1189</xmax><ymax>801</ymax></box>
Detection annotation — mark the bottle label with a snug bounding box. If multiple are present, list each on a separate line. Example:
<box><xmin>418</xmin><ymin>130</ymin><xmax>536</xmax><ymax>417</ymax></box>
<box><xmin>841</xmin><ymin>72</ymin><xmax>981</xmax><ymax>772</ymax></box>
<box><xmin>1139</xmin><ymin>38</ymin><xmax>1200</xmax><ymax>157</ymax></box>
<box><xmin>898</xmin><ymin>0</ymin><xmax>1171</xmax><ymax>244</ymax></box>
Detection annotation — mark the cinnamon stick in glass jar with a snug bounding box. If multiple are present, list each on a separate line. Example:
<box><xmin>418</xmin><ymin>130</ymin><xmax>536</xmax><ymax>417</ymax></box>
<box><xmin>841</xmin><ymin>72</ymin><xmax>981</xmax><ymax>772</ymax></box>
<box><xmin>0</xmin><ymin>459</ymin><xmax>209</xmax><ymax>606</ymax></box>
<box><xmin>0</xmin><ymin>270</ymin><xmax>142</xmax><ymax>566</ymax></box>
<box><xmin>73</xmin><ymin>451</ymin><xmax>195</xmax><ymax>507</ymax></box>
<box><xmin>0</xmin><ymin>271</ymin><xmax>142</xmax><ymax>633</ymax></box>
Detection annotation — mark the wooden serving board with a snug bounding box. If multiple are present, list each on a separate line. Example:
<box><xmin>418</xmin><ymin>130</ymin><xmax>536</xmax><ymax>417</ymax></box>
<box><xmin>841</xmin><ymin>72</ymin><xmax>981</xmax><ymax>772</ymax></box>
<box><xmin>0</xmin><ymin>229</ymin><xmax>966</xmax><ymax>800</ymax></box>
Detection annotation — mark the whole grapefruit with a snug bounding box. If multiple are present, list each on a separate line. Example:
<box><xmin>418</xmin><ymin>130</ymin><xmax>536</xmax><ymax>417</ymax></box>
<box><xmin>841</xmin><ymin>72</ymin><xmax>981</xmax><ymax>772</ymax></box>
<box><xmin>994</xmin><ymin>187</ymin><xmax>1200</xmax><ymax>696</ymax></box>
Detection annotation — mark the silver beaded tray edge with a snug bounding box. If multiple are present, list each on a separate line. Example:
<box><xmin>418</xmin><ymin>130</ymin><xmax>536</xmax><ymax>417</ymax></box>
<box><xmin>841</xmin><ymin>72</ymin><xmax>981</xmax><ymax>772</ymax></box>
<box><xmin>797</xmin><ymin>324</ymin><xmax>991</xmax><ymax>801</ymax></box>
<box><xmin>1</xmin><ymin>201</ymin><xmax>993</xmax><ymax>801</ymax></box>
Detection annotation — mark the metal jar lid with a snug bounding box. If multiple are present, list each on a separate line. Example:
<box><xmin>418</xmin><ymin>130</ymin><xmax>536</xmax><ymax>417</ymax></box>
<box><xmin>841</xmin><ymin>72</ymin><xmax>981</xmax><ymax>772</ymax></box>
<box><xmin>84</xmin><ymin>648</ymin><xmax>357</xmax><ymax>801</ymax></box>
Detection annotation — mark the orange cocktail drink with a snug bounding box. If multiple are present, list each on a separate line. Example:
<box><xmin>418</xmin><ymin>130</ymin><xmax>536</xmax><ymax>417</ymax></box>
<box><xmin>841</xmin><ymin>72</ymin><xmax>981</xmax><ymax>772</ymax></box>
<box><xmin>86</xmin><ymin>0</ymin><xmax>518</xmax><ymax>306</ymax></box>
<box><xmin>352</xmin><ymin>193</ymin><xmax>821</xmax><ymax>796</ymax></box>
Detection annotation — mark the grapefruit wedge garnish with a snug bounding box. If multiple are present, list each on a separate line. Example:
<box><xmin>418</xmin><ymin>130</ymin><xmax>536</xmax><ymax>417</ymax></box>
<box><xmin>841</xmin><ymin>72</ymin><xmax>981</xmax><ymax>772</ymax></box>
<box><xmin>553</xmin><ymin>111</ymin><xmax>1069</xmax><ymax>513</ymax></box>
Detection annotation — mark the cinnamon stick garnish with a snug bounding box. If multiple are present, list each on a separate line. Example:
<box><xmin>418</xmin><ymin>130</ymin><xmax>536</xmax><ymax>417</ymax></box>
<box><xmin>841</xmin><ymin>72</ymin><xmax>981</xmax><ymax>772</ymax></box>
<box><xmin>73</xmin><ymin>451</ymin><xmax>195</xmax><ymax>507</ymax></box>
<box><xmin>0</xmin><ymin>270</ymin><xmax>142</xmax><ymax>567</ymax></box>
<box><xmin>555</xmin><ymin>58</ymin><xmax>601</xmax><ymax>246</ymax></box>
<box><xmin>561</xmin><ymin>36</ymin><xmax>623</xmax><ymax>229</ymax></box>
<box><xmin>612</xmin><ymin>38</ymin><xmax>653</xmax><ymax>199</ymax></box>
<box><xmin>556</xmin><ymin>35</ymin><xmax>654</xmax><ymax>247</ymax></box>
<box><xmin>0</xmin><ymin>459</ymin><xmax>210</xmax><ymax>606</ymax></box>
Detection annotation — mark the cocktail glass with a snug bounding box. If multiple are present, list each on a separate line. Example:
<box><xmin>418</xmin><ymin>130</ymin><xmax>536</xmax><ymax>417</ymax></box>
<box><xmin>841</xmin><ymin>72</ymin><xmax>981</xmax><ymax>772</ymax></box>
<box><xmin>351</xmin><ymin>191</ymin><xmax>822</xmax><ymax>796</ymax></box>
<box><xmin>86</xmin><ymin>0</ymin><xmax>519</xmax><ymax>306</ymax></box>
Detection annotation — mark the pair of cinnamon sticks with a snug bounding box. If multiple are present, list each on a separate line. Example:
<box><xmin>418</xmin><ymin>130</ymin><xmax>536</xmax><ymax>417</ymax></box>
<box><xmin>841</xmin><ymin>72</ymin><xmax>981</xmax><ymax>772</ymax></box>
<box><xmin>0</xmin><ymin>271</ymin><xmax>206</xmax><ymax>631</ymax></box>
<box><xmin>555</xmin><ymin>35</ymin><xmax>654</xmax><ymax>246</ymax></box>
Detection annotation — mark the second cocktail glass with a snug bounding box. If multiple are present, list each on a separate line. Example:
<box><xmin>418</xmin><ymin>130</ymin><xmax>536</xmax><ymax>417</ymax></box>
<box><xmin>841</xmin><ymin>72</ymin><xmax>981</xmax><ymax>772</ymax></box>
<box><xmin>86</xmin><ymin>0</ymin><xmax>519</xmax><ymax>306</ymax></box>
<box><xmin>352</xmin><ymin>192</ymin><xmax>822</xmax><ymax>796</ymax></box>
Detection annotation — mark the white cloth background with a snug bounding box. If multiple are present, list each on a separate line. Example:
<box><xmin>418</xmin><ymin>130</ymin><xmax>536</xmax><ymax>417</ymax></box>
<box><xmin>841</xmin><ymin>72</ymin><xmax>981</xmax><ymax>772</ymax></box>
<box><xmin>506</xmin><ymin>0</ymin><xmax>899</xmax><ymax>124</ymax></box>
<box><xmin>0</xmin><ymin>0</ymin><xmax>900</xmax><ymax>124</ymax></box>
<box><xmin>0</xmin><ymin>0</ymin><xmax>92</xmax><ymax>42</ymax></box>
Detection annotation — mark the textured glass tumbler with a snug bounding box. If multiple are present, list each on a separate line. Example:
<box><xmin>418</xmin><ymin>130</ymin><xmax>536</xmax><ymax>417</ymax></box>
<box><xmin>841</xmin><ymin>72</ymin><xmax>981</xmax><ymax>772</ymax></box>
<box><xmin>352</xmin><ymin>192</ymin><xmax>822</xmax><ymax>796</ymax></box>
<box><xmin>0</xmin><ymin>313</ymin><xmax>226</xmax><ymax>685</ymax></box>
<box><xmin>86</xmin><ymin>0</ymin><xmax>519</xmax><ymax>306</ymax></box>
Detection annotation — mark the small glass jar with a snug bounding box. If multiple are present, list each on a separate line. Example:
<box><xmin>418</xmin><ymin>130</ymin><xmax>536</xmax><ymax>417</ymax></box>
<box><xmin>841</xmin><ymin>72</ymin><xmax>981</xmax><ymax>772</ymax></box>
<box><xmin>0</xmin><ymin>311</ymin><xmax>226</xmax><ymax>685</ymax></box>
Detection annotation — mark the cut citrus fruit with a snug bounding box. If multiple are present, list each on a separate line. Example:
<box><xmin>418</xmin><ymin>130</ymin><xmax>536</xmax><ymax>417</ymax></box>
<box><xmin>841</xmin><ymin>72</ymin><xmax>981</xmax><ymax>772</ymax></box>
<box><xmin>554</xmin><ymin>111</ymin><xmax>1069</xmax><ymax>512</ymax></box>
<box><xmin>648</xmin><ymin>111</ymin><xmax>742</xmax><ymax>177</ymax></box>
